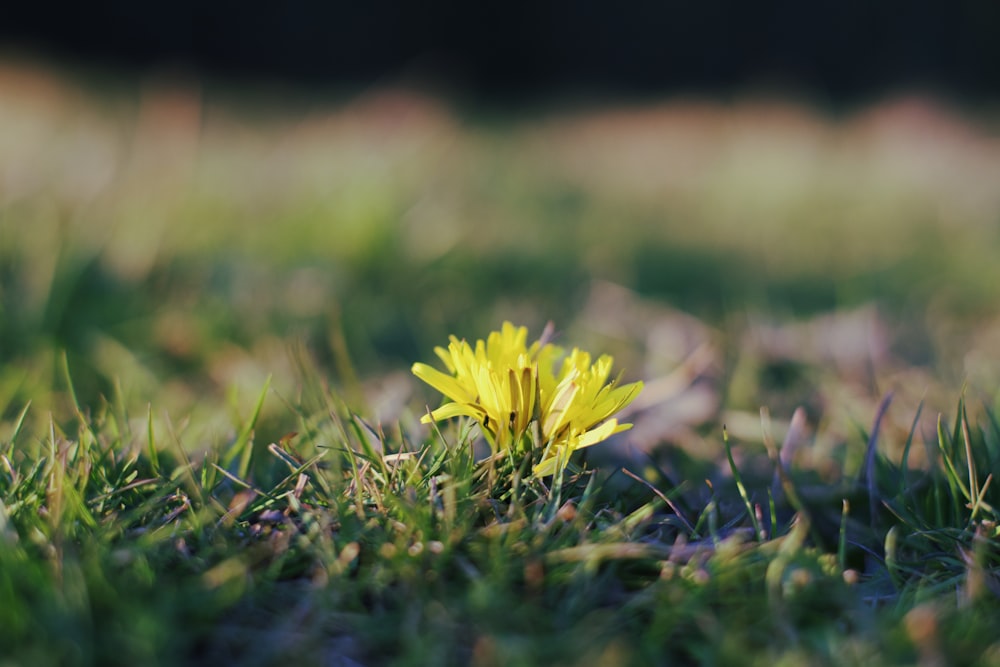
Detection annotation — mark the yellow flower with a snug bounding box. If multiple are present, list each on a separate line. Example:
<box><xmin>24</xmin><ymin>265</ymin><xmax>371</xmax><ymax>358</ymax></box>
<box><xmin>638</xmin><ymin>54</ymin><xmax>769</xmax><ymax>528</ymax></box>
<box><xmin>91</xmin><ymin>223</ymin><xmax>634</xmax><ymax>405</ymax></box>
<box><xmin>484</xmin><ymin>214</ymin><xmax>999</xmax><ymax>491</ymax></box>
<box><xmin>412</xmin><ymin>322</ymin><xmax>539</xmax><ymax>452</ymax></box>
<box><xmin>533</xmin><ymin>348</ymin><xmax>643</xmax><ymax>477</ymax></box>
<box><xmin>412</xmin><ymin>322</ymin><xmax>643</xmax><ymax>476</ymax></box>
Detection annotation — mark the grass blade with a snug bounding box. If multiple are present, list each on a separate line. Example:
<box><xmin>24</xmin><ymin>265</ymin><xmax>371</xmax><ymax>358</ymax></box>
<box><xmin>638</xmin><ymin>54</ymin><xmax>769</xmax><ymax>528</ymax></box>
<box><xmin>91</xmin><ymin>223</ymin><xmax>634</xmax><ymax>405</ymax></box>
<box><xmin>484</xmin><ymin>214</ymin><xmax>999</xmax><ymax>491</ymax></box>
<box><xmin>936</xmin><ymin>414</ymin><xmax>970</xmax><ymax>509</ymax></box>
<box><xmin>863</xmin><ymin>392</ymin><xmax>893</xmax><ymax>529</ymax></box>
<box><xmin>898</xmin><ymin>400</ymin><xmax>924</xmax><ymax>496</ymax></box>
<box><xmin>147</xmin><ymin>403</ymin><xmax>160</xmax><ymax>475</ymax></box>
<box><xmin>222</xmin><ymin>376</ymin><xmax>272</xmax><ymax>479</ymax></box>
<box><xmin>838</xmin><ymin>499</ymin><xmax>849</xmax><ymax>572</ymax></box>
<box><xmin>960</xmin><ymin>404</ymin><xmax>980</xmax><ymax>508</ymax></box>
<box><xmin>8</xmin><ymin>401</ymin><xmax>32</xmax><ymax>446</ymax></box>
<box><xmin>723</xmin><ymin>425</ymin><xmax>763</xmax><ymax>540</ymax></box>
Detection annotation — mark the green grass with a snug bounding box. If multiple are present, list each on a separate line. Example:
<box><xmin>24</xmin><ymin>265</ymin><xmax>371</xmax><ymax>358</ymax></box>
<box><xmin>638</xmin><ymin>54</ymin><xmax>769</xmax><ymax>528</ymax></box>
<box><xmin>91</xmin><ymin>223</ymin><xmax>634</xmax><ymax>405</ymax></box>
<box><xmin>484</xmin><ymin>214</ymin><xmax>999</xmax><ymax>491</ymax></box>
<box><xmin>2</xmin><ymin>61</ymin><xmax>1000</xmax><ymax>664</ymax></box>
<box><xmin>4</xmin><ymin>367</ymin><xmax>1000</xmax><ymax>665</ymax></box>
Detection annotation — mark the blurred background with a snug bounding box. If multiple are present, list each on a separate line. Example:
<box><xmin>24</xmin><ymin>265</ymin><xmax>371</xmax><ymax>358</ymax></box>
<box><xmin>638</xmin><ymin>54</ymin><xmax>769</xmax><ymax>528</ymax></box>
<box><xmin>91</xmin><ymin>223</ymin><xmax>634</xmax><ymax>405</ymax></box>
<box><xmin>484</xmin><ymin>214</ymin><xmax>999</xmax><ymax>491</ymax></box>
<box><xmin>2</xmin><ymin>3</ymin><xmax>999</xmax><ymax>467</ymax></box>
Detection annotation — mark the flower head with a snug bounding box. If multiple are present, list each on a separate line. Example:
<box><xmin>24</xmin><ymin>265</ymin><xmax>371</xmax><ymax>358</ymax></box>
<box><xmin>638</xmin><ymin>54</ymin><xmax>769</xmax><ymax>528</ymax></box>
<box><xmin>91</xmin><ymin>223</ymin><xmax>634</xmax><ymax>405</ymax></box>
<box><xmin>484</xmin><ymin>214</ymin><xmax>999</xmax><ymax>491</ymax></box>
<box><xmin>412</xmin><ymin>322</ymin><xmax>642</xmax><ymax>476</ymax></box>
<box><xmin>412</xmin><ymin>322</ymin><xmax>539</xmax><ymax>452</ymax></box>
<box><xmin>534</xmin><ymin>347</ymin><xmax>643</xmax><ymax>476</ymax></box>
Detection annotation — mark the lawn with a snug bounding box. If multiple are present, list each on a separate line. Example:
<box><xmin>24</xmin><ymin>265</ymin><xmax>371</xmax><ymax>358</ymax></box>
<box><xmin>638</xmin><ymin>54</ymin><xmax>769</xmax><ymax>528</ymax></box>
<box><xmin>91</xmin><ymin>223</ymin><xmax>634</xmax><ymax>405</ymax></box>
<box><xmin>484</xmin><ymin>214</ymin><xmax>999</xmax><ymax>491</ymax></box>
<box><xmin>2</xmin><ymin>61</ymin><xmax>1000</xmax><ymax>665</ymax></box>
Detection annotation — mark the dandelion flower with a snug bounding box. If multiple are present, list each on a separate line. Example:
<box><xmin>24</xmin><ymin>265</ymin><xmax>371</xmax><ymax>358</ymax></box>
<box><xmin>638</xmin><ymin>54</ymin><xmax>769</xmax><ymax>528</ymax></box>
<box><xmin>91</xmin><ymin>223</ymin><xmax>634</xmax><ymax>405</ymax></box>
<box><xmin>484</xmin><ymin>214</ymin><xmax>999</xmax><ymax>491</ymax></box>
<box><xmin>412</xmin><ymin>322</ymin><xmax>642</xmax><ymax>476</ymax></box>
<box><xmin>533</xmin><ymin>348</ymin><xmax>644</xmax><ymax>477</ymax></box>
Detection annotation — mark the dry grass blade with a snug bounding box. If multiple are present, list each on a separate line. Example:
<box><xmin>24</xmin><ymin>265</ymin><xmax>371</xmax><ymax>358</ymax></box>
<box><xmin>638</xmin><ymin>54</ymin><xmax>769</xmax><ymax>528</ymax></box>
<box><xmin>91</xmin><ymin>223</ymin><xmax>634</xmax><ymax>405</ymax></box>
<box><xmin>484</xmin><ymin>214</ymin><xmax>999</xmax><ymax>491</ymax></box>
<box><xmin>621</xmin><ymin>467</ymin><xmax>695</xmax><ymax>533</ymax></box>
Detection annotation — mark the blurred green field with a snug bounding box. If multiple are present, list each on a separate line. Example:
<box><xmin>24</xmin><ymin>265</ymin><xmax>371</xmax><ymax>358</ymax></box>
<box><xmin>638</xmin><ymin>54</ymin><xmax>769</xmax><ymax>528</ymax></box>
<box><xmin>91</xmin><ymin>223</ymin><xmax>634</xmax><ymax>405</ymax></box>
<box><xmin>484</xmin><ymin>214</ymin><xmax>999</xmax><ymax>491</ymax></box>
<box><xmin>3</xmin><ymin>62</ymin><xmax>999</xmax><ymax>385</ymax></box>
<box><xmin>3</xmin><ymin>61</ymin><xmax>1000</xmax><ymax>665</ymax></box>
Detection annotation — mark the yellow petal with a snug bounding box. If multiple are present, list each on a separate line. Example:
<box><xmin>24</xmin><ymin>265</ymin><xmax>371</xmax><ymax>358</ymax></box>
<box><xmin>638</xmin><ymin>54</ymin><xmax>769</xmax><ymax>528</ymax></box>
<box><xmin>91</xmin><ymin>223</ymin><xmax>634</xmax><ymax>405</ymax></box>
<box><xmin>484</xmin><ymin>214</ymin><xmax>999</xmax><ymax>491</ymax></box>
<box><xmin>542</xmin><ymin>378</ymin><xmax>579</xmax><ymax>438</ymax></box>
<box><xmin>412</xmin><ymin>363</ymin><xmax>473</xmax><ymax>403</ymax></box>
<box><xmin>426</xmin><ymin>401</ymin><xmax>483</xmax><ymax>423</ymax></box>
<box><xmin>532</xmin><ymin>455</ymin><xmax>560</xmax><ymax>478</ymax></box>
<box><xmin>573</xmin><ymin>419</ymin><xmax>629</xmax><ymax>450</ymax></box>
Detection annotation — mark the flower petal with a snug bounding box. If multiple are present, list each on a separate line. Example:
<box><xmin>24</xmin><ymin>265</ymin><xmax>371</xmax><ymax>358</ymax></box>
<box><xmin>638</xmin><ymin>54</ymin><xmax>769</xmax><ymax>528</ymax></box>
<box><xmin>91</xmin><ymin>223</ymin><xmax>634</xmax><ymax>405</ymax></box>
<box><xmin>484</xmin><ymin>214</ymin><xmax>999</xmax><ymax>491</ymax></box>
<box><xmin>574</xmin><ymin>419</ymin><xmax>629</xmax><ymax>450</ymax></box>
<box><xmin>412</xmin><ymin>362</ymin><xmax>473</xmax><ymax>404</ymax></box>
<box><xmin>422</xmin><ymin>401</ymin><xmax>483</xmax><ymax>423</ymax></box>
